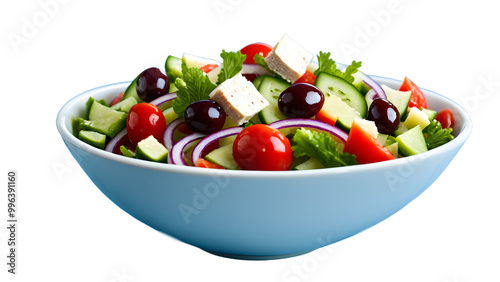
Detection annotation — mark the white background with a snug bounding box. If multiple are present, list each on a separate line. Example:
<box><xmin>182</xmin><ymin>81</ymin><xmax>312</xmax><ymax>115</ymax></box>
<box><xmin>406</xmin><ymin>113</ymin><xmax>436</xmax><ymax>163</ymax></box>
<box><xmin>1</xmin><ymin>0</ymin><xmax>498</xmax><ymax>281</ymax></box>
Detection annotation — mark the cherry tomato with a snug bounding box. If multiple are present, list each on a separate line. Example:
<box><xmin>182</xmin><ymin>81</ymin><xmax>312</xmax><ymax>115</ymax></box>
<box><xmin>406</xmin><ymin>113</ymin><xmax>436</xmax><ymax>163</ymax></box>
<box><xmin>294</xmin><ymin>70</ymin><xmax>316</xmax><ymax>85</ymax></box>
<box><xmin>126</xmin><ymin>103</ymin><xmax>166</xmax><ymax>146</ymax></box>
<box><xmin>240</xmin><ymin>43</ymin><xmax>273</xmax><ymax>64</ymax></box>
<box><xmin>233</xmin><ymin>124</ymin><xmax>292</xmax><ymax>171</ymax></box>
<box><xmin>399</xmin><ymin>76</ymin><xmax>428</xmax><ymax>109</ymax></box>
<box><xmin>435</xmin><ymin>108</ymin><xmax>454</xmax><ymax>129</ymax></box>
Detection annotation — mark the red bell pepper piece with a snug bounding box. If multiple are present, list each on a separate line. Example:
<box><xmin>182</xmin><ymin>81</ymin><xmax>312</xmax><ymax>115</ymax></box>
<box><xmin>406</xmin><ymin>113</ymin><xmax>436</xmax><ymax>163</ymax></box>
<box><xmin>344</xmin><ymin>120</ymin><xmax>396</xmax><ymax>164</ymax></box>
<box><xmin>399</xmin><ymin>76</ymin><xmax>428</xmax><ymax>109</ymax></box>
<box><xmin>196</xmin><ymin>159</ymin><xmax>225</xmax><ymax>169</ymax></box>
<box><xmin>294</xmin><ymin>70</ymin><xmax>316</xmax><ymax>85</ymax></box>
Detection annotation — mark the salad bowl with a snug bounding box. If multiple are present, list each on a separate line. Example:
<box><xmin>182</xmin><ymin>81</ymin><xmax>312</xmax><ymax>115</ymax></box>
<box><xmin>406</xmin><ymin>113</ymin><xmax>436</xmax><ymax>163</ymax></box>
<box><xmin>56</xmin><ymin>76</ymin><xmax>471</xmax><ymax>259</ymax></box>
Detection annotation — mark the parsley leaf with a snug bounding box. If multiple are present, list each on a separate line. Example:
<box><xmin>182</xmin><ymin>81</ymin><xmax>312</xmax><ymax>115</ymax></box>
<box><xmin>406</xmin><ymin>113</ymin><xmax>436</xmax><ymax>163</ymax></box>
<box><xmin>173</xmin><ymin>63</ymin><xmax>217</xmax><ymax>117</ymax></box>
<box><xmin>254</xmin><ymin>53</ymin><xmax>273</xmax><ymax>73</ymax></box>
<box><xmin>291</xmin><ymin>128</ymin><xmax>358</xmax><ymax>167</ymax></box>
<box><xmin>314</xmin><ymin>51</ymin><xmax>361</xmax><ymax>84</ymax></box>
<box><xmin>217</xmin><ymin>50</ymin><xmax>246</xmax><ymax>84</ymax></box>
<box><xmin>342</xmin><ymin>60</ymin><xmax>362</xmax><ymax>83</ymax></box>
<box><xmin>422</xmin><ymin>119</ymin><xmax>454</xmax><ymax>149</ymax></box>
<box><xmin>314</xmin><ymin>51</ymin><xmax>340</xmax><ymax>76</ymax></box>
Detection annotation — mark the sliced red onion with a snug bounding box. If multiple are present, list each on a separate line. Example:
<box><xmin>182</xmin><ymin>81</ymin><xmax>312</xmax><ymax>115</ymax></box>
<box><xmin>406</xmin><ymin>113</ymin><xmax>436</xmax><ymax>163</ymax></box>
<box><xmin>191</xmin><ymin>127</ymin><xmax>244</xmax><ymax>166</ymax></box>
<box><xmin>365</xmin><ymin>89</ymin><xmax>378</xmax><ymax>106</ymax></box>
<box><xmin>105</xmin><ymin>128</ymin><xmax>128</xmax><ymax>153</ymax></box>
<box><xmin>163</xmin><ymin>118</ymin><xmax>184</xmax><ymax>151</ymax></box>
<box><xmin>150</xmin><ymin>92</ymin><xmax>177</xmax><ymax>108</ymax></box>
<box><xmin>359</xmin><ymin>71</ymin><xmax>386</xmax><ymax>99</ymax></box>
<box><xmin>241</xmin><ymin>63</ymin><xmax>269</xmax><ymax>76</ymax></box>
<box><xmin>168</xmin><ymin>133</ymin><xmax>206</xmax><ymax>166</ymax></box>
<box><xmin>269</xmin><ymin>118</ymin><xmax>348</xmax><ymax>143</ymax></box>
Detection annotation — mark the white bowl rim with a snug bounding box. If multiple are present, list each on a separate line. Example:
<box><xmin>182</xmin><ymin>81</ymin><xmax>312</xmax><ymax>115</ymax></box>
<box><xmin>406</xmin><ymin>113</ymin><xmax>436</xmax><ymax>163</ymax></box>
<box><xmin>56</xmin><ymin>76</ymin><xmax>472</xmax><ymax>179</ymax></box>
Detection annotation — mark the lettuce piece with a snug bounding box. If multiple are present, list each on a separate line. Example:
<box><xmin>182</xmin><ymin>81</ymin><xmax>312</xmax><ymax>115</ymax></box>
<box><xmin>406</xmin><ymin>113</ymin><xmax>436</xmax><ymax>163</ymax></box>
<box><xmin>291</xmin><ymin>128</ymin><xmax>357</xmax><ymax>168</ymax></box>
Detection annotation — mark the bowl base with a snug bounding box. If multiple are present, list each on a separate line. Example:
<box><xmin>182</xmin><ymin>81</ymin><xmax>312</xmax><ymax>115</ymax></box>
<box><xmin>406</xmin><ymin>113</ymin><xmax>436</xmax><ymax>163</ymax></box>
<box><xmin>202</xmin><ymin>249</ymin><xmax>311</xmax><ymax>260</ymax></box>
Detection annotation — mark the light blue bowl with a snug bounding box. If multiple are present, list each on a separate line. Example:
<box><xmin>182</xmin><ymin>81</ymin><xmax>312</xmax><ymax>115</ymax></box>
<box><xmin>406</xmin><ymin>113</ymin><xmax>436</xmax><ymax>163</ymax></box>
<box><xmin>56</xmin><ymin>76</ymin><xmax>471</xmax><ymax>259</ymax></box>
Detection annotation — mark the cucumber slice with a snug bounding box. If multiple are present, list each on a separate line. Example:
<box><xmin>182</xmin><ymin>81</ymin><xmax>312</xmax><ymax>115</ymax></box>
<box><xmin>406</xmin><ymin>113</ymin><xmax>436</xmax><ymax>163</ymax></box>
<box><xmin>381</xmin><ymin>85</ymin><xmax>411</xmax><ymax>119</ymax></box>
<box><xmin>252</xmin><ymin>75</ymin><xmax>266</xmax><ymax>89</ymax></box>
<box><xmin>204</xmin><ymin>143</ymin><xmax>240</xmax><ymax>170</ymax></box>
<box><xmin>315</xmin><ymin>72</ymin><xmax>367</xmax><ymax>118</ymax></box>
<box><xmin>111</xmin><ymin>97</ymin><xmax>137</xmax><ymax>113</ymax></box>
<box><xmin>122</xmin><ymin>74</ymin><xmax>144</xmax><ymax>103</ymax></box>
<box><xmin>78</xmin><ymin>130</ymin><xmax>106</xmax><ymax>149</ymax></box>
<box><xmin>80</xmin><ymin>101</ymin><xmax>127</xmax><ymax>138</ymax></box>
<box><xmin>395</xmin><ymin>125</ymin><xmax>428</xmax><ymax>156</ymax></box>
<box><xmin>165</xmin><ymin>55</ymin><xmax>183</xmax><ymax>82</ymax></box>
<box><xmin>135</xmin><ymin>135</ymin><xmax>169</xmax><ymax>163</ymax></box>
<box><xmin>321</xmin><ymin>94</ymin><xmax>362</xmax><ymax>132</ymax></box>
<box><xmin>294</xmin><ymin>158</ymin><xmax>325</xmax><ymax>170</ymax></box>
<box><xmin>257</xmin><ymin>76</ymin><xmax>290</xmax><ymax>124</ymax></box>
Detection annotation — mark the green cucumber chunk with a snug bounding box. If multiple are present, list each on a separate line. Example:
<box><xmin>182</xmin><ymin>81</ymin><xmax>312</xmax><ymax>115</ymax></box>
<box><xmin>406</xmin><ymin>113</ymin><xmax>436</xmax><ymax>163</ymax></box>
<box><xmin>204</xmin><ymin>143</ymin><xmax>240</xmax><ymax>170</ymax></box>
<box><xmin>321</xmin><ymin>94</ymin><xmax>362</xmax><ymax>132</ymax></box>
<box><xmin>135</xmin><ymin>135</ymin><xmax>169</xmax><ymax>162</ymax></box>
<box><xmin>422</xmin><ymin>108</ymin><xmax>438</xmax><ymax>121</ymax></box>
<box><xmin>111</xmin><ymin>97</ymin><xmax>137</xmax><ymax>113</ymax></box>
<box><xmin>120</xmin><ymin>145</ymin><xmax>136</xmax><ymax>158</ymax></box>
<box><xmin>163</xmin><ymin>106</ymin><xmax>179</xmax><ymax>125</ymax></box>
<box><xmin>80</xmin><ymin>100</ymin><xmax>127</xmax><ymax>138</ymax></box>
<box><xmin>85</xmin><ymin>97</ymin><xmax>108</xmax><ymax>119</ymax></box>
<box><xmin>395</xmin><ymin>125</ymin><xmax>428</xmax><ymax>156</ymax></box>
<box><xmin>394</xmin><ymin>122</ymin><xmax>408</xmax><ymax>136</ymax></box>
<box><xmin>293</xmin><ymin>158</ymin><xmax>325</xmax><ymax>170</ymax></box>
<box><xmin>385</xmin><ymin>142</ymin><xmax>399</xmax><ymax>158</ymax></box>
<box><xmin>315</xmin><ymin>72</ymin><xmax>367</xmax><ymax>118</ymax></box>
<box><xmin>72</xmin><ymin>117</ymin><xmax>85</xmax><ymax>136</ymax></box>
<box><xmin>257</xmin><ymin>75</ymin><xmax>290</xmax><ymax>124</ymax></box>
<box><xmin>382</xmin><ymin>85</ymin><xmax>411</xmax><ymax>119</ymax></box>
<box><xmin>165</xmin><ymin>55</ymin><xmax>183</xmax><ymax>82</ymax></box>
<box><xmin>78</xmin><ymin>130</ymin><xmax>106</xmax><ymax>149</ymax></box>
<box><xmin>404</xmin><ymin>107</ymin><xmax>431</xmax><ymax>129</ymax></box>
<box><xmin>351</xmin><ymin>71</ymin><xmax>371</xmax><ymax>95</ymax></box>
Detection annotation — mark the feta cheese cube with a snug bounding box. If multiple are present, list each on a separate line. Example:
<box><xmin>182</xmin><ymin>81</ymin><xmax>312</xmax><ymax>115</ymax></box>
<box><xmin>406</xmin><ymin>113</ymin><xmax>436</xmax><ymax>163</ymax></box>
<box><xmin>264</xmin><ymin>35</ymin><xmax>313</xmax><ymax>83</ymax></box>
<box><xmin>209</xmin><ymin>73</ymin><xmax>269</xmax><ymax>125</ymax></box>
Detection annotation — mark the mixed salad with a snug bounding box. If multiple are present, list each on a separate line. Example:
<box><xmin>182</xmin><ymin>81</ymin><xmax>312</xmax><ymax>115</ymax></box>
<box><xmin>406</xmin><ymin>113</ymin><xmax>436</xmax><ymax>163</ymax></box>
<box><xmin>72</xmin><ymin>35</ymin><xmax>455</xmax><ymax>171</ymax></box>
